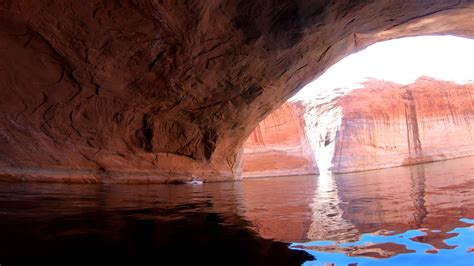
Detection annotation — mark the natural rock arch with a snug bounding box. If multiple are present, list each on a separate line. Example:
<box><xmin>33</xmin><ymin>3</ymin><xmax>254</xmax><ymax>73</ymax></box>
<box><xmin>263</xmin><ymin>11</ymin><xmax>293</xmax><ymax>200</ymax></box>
<box><xmin>1</xmin><ymin>1</ymin><xmax>473</xmax><ymax>183</ymax></box>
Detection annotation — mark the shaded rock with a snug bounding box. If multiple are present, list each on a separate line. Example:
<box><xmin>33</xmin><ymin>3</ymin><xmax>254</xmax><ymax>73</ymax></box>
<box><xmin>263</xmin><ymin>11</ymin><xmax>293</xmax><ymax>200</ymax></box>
<box><xmin>243</xmin><ymin>103</ymin><xmax>318</xmax><ymax>178</ymax></box>
<box><xmin>1</xmin><ymin>1</ymin><xmax>474</xmax><ymax>182</ymax></box>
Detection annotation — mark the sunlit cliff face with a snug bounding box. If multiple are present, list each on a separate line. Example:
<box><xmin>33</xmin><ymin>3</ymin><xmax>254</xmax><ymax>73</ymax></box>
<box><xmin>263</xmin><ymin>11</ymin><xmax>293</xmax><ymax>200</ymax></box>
<box><xmin>288</xmin><ymin>36</ymin><xmax>474</xmax><ymax>173</ymax></box>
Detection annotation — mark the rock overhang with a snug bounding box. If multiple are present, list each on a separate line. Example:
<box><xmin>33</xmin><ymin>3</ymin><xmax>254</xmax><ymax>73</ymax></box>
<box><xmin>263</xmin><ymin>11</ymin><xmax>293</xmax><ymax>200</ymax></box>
<box><xmin>1</xmin><ymin>1</ymin><xmax>474</xmax><ymax>183</ymax></box>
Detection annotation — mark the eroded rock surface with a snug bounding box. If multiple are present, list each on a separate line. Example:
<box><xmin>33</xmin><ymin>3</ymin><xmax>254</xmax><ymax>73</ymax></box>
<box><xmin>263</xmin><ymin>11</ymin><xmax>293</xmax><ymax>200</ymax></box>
<box><xmin>1</xmin><ymin>1</ymin><xmax>474</xmax><ymax>182</ymax></box>
<box><xmin>331</xmin><ymin>78</ymin><xmax>474</xmax><ymax>173</ymax></box>
<box><xmin>242</xmin><ymin>103</ymin><xmax>317</xmax><ymax>178</ymax></box>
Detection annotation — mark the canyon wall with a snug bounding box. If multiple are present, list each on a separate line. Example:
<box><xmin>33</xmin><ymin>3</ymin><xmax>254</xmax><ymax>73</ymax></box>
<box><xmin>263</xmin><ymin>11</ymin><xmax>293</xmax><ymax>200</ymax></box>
<box><xmin>243</xmin><ymin>103</ymin><xmax>318</xmax><ymax>178</ymax></box>
<box><xmin>331</xmin><ymin>78</ymin><xmax>474</xmax><ymax>173</ymax></box>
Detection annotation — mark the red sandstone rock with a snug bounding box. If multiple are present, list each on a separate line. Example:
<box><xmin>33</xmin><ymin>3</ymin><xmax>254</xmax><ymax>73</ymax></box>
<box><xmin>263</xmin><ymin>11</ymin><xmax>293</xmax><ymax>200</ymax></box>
<box><xmin>1</xmin><ymin>1</ymin><xmax>474</xmax><ymax>183</ymax></box>
<box><xmin>331</xmin><ymin>77</ymin><xmax>474</xmax><ymax>173</ymax></box>
<box><xmin>242</xmin><ymin>103</ymin><xmax>317</xmax><ymax>177</ymax></box>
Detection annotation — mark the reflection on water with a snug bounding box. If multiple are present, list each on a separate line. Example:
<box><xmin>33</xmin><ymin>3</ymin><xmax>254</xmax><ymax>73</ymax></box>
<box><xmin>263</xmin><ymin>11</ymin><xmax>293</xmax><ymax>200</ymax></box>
<box><xmin>292</xmin><ymin>221</ymin><xmax>474</xmax><ymax>266</ymax></box>
<box><xmin>307</xmin><ymin>172</ymin><xmax>358</xmax><ymax>242</ymax></box>
<box><xmin>0</xmin><ymin>156</ymin><xmax>473</xmax><ymax>265</ymax></box>
<box><xmin>242</xmin><ymin>156</ymin><xmax>474</xmax><ymax>265</ymax></box>
<box><xmin>0</xmin><ymin>182</ymin><xmax>312</xmax><ymax>265</ymax></box>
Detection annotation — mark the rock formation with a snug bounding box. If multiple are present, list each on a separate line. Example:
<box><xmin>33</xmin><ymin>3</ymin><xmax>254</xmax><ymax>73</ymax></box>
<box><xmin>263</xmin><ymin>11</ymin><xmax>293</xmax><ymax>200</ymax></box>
<box><xmin>331</xmin><ymin>78</ymin><xmax>474</xmax><ymax>173</ymax></box>
<box><xmin>1</xmin><ymin>1</ymin><xmax>474</xmax><ymax>183</ymax></box>
<box><xmin>242</xmin><ymin>103</ymin><xmax>318</xmax><ymax>177</ymax></box>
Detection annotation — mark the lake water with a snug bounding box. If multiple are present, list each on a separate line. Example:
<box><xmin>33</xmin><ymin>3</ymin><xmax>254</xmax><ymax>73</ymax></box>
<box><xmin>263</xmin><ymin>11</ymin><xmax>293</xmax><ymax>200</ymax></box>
<box><xmin>0</xmin><ymin>156</ymin><xmax>473</xmax><ymax>265</ymax></box>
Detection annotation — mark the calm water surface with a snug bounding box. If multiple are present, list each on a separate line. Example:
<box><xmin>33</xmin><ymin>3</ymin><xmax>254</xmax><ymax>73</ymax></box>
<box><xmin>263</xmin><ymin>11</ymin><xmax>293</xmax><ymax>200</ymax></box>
<box><xmin>0</xmin><ymin>157</ymin><xmax>473</xmax><ymax>265</ymax></box>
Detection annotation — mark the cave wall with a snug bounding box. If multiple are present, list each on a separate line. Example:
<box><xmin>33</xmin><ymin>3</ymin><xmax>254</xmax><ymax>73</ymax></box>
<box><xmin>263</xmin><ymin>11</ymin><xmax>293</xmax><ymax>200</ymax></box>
<box><xmin>242</xmin><ymin>103</ymin><xmax>318</xmax><ymax>178</ymax></box>
<box><xmin>332</xmin><ymin>78</ymin><xmax>474</xmax><ymax>173</ymax></box>
<box><xmin>1</xmin><ymin>1</ymin><xmax>474</xmax><ymax>183</ymax></box>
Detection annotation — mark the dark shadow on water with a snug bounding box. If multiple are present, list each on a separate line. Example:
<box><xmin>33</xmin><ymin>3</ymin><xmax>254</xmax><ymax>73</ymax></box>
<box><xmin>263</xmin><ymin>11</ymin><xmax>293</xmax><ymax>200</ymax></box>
<box><xmin>0</xmin><ymin>182</ymin><xmax>312</xmax><ymax>265</ymax></box>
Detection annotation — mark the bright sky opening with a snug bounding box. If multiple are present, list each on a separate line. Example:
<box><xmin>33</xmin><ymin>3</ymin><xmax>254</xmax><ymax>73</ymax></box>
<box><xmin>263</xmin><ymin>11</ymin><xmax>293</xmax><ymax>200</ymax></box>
<box><xmin>292</xmin><ymin>35</ymin><xmax>474</xmax><ymax>101</ymax></box>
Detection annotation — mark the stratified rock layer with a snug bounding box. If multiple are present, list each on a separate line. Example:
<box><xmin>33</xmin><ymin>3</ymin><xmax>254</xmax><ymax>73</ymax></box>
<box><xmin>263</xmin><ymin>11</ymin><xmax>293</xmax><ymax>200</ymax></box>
<box><xmin>332</xmin><ymin>78</ymin><xmax>474</xmax><ymax>173</ymax></box>
<box><xmin>1</xmin><ymin>1</ymin><xmax>474</xmax><ymax>183</ymax></box>
<box><xmin>243</xmin><ymin>103</ymin><xmax>317</xmax><ymax>178</ymax></box>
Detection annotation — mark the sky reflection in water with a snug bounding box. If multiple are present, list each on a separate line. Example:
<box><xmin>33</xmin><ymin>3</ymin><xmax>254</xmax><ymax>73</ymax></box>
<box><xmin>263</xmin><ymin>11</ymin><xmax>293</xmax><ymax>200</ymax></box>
<box><xmin>280</xmin><ymin>157</ymin><xmax>474</xmax><ymax>265</ymax></box>
<box><xmin>291</xmin><ymin>219</ymin><xmax>474</xmax><ymax>266</ymax></box>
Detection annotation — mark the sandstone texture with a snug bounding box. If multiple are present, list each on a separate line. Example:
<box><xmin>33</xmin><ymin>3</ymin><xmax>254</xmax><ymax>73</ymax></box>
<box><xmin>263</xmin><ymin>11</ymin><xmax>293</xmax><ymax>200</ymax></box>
<box><xmin>1</xmin><ymin>1</ymin><xmax>474</xmax><ymax>183</ymax></box>
<box><xmin>331</xmin><ymin>78</ymin><xmax>474</xmax><ymax>173</ymax></box>
<box><xmin>242</xmin><ymin>103</ymin><xmax>317</xmax><ymax>178</ymax></box>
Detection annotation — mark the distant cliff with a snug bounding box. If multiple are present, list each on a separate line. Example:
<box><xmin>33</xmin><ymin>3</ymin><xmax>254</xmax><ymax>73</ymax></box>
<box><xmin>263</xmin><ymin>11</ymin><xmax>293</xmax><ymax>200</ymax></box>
<box><xmin>242</xmin><ymin>103</ymin><xmax>318</xmax><ymax>177</ymax></box>
<box><xmin>243</xmin><ymin>78</ymin><xmax>474</xmax><ymax>176</ymax></box>
<box><xmin>332</xmin><ymin>77</ymin><xmax>474</xmax><ymax>173</ymax></box>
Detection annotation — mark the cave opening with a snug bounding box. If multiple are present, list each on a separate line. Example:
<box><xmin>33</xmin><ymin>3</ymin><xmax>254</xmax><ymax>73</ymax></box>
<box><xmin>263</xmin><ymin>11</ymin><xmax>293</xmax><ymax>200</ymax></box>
<box><xmin>243</xmin><ymin>35</ymin><xmax>474</xmax><ymax>177</ymax></box>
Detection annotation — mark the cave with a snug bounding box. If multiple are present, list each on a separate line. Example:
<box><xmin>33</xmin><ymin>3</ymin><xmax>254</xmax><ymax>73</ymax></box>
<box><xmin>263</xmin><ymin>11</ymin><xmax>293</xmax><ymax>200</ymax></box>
<box><xmin>1</xmin><ymin>1</ymin><xmax>474</xmax><ymax>183</ymax></box>
<box><xmin>1</xmin><ymin>1</ymin><xmax>474</xmax><ymax>264</ymax></box>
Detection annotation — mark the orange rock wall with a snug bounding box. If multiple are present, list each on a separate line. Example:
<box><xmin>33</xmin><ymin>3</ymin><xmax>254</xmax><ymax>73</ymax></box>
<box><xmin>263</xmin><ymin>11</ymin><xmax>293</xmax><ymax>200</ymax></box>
<box><xmin>332</xmin><ymin>78</ymin><xmax>474</xmax><ymax>173</ymax></box>
<box><xmin>243</xmin><ymin>103</ymin><xmax>318</xmax><ymax>177</ymax></box>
